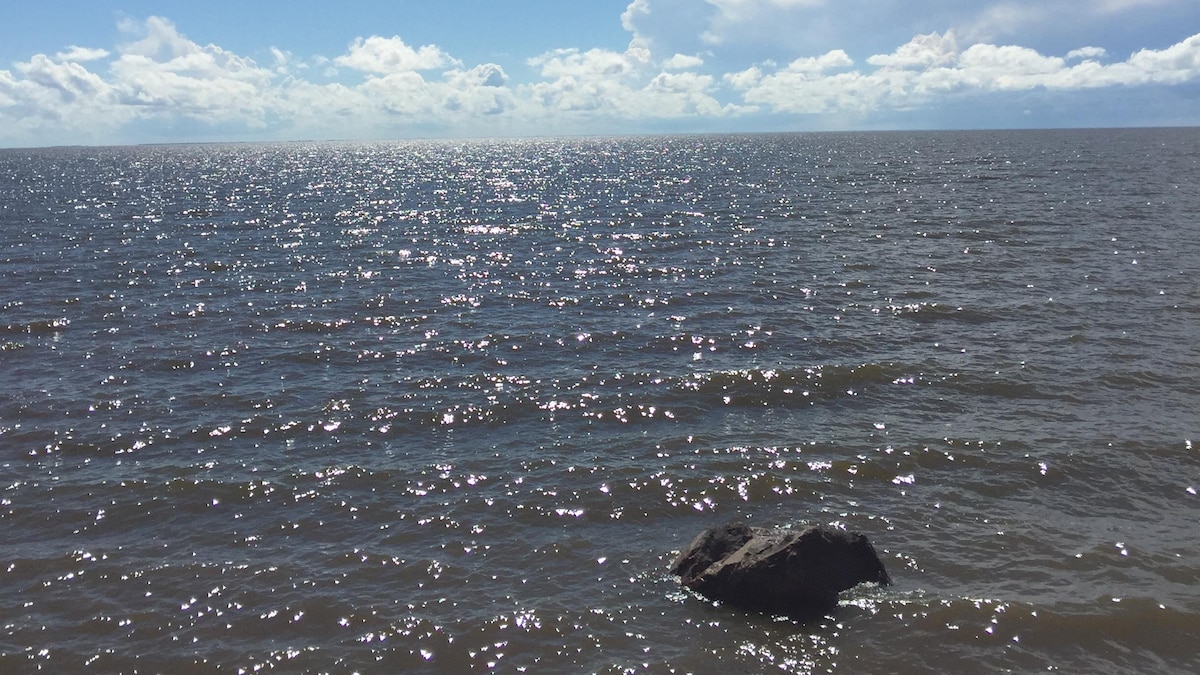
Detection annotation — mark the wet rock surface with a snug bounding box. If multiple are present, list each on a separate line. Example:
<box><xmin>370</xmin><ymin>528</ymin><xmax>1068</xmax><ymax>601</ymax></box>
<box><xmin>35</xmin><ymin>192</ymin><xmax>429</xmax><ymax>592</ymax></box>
<box><xmin>671</xmin><ymin>522</ymin><xmax>891</xmax><ymax>618</ymax></box>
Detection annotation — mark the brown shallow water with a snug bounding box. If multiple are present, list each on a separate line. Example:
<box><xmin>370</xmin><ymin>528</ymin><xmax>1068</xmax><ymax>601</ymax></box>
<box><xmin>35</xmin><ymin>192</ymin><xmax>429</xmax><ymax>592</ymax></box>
<box><xmin>2</xmin><ymin>128</ymin><xmax>1199</xmax><ymax>672</ymax></box>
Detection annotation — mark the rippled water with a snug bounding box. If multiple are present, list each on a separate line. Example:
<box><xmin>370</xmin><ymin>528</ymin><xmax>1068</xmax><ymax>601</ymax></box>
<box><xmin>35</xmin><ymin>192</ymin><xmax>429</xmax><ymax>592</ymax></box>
<box><xmin>2</xmin><ymin>129</ymin><xmax>1198</xmax><ymax>673</ymax></box>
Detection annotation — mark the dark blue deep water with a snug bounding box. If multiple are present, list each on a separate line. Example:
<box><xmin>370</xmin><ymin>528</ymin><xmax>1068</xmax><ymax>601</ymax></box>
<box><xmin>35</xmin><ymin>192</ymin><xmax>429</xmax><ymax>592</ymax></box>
<box><xmin>2</xmin><ymin>129</ymin><xmax>1199</xmax><ymax>673</ymax></box>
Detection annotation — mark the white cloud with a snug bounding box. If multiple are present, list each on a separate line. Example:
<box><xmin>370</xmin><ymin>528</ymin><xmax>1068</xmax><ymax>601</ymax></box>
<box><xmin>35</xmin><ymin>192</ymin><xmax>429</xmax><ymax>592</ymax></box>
<box><xmin>118</xmin><ymin>16</ymin><xmax>203</xmax><ymax>60</ymax></box>
<box><xmin>1067</xmin><ymin>47</ymin><xmax>1108</xmax><ymax>61</ymax></box>
<box><xmin>1</xmin><ymin>53</ymin><xmax>126</xmax><ymax>144</ymax></box>
<box><xmin>724</xmin><ymin>49</ymin><xmax>854</xmax><ymax>110</ymax></box>
<box><xmin>958</xmin><ymin>44</ymin><xmax>1064</xmax><ymax>78</ymax></box>
<box><xmin>335</xmin><ymin>36</ymin><xmax>461</xmax><ymax>74</ymax></box>
<box><xmin>451</xmin><ymin>63</ymin><xmax>509</xmax><ymax>88</ymax></box>
<box><xmin>731</xmin><ymin>30</ymin><xmax>1200</xmax><ymax>116</ymax></box>
<box><xmin>529</xmin><ymin>47</ymin><xmax>646</xmax><ymax>80</ymax></box>
<box><xmin>524</xmin><ymin>49</ymin><xmax>639</xmax><ymax>115</ymax></box>
<box><xmin>950</xmin><ymin>34</ymin><xmax>1200</xmax><ymax>89</ymax></box>
<box><xmin>443</xmin><ymin>67</ymin><xmax>514</xmax><ymax>117</ymax></box>
<box><xmin>46</xmin><ymin>19</ymin><xmax>505</xmax><ymax>141</ymax></box>
<box><xmin>620</xmin><ymin>0</ymin><xmax>713</xmax><ymax>62</ymax></box>
<box><xmin>663</xmin><ymin>53</ymin><xmax>705</xmax><ymax>70</ymax></box>
<box><xmin>868</xmin><ymin>33</ymin><xmax>958</xmax><ymax>70</ymax></box>
<box><xmin>16</xmin><ymin>55</ymin><xmax>110</xmax><ymax>102</ymax></box>
<box><xmin>269</xmin><ymin>47</ymin><xmax>304</xmax><ymax>75</ymax></box>
<box><xmin>110</xmin><ymin>17</ymin><xmax>275</xmax><ymax>126</ymax></box>
<box><xmin>645</xmin><ymin>71</ymin><xmax>724</xmax><ymax>115</ymax></box>
<box><xmin>1128</xmin><ymin>33</ymin><xmax>1200</xmax><ymax>74</ymax></box>
<box><xmin>723</xmin><ymin>65</ymin><xmax>763</xmax><ymax>91</ymax></box>
<box><xmin>55</xmin><ymin>46</ymin><xmax>111</xmax><ymax>63</ymax></box>
<box><xmin>1</xmin><ymin>9</ymin><xmax>1199</xmax><ymax>146</ymax></box>
<box><xmin>0</xmin><ymin>71</ymin><xmax>16</xmax><ymax>107</ymax></box>
<box><xmin>273</xmin><ymin>62</ymin><xmax>518</xmax><ymax>140</ymax></box>
<box><xmin>783</xmin><ymin>50</ymin><xmax>854</xmax><ymax>74</ymax></box>
<box><xmin>521</xmin><ymin>41</ymin><xmax>732</xmax><ymax>123</ymax></box>
<box><xmin>731</xmin><ymin>57</ymin><xmax>888</xmax><ymax>115</ymax></box>
<box><xmin>621</xmin><ymin>0</ymin><xmax>651</xmax><ymax>33</ymax></box>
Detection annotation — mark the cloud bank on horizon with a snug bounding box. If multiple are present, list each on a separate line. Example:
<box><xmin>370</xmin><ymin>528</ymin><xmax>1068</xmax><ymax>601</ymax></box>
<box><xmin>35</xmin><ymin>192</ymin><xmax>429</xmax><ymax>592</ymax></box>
<box><xmin>1</xmin><ymin>0</ymin><xmax>1198</xmax><ymax>146</ymax></box>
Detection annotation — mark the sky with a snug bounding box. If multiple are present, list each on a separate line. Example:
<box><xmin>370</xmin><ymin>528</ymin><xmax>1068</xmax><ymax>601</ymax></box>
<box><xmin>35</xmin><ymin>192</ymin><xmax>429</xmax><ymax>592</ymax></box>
<box><xmin>1</xmin><ymin>0</ymin><xmax>1199</xmax><ymax>147</ymax></box>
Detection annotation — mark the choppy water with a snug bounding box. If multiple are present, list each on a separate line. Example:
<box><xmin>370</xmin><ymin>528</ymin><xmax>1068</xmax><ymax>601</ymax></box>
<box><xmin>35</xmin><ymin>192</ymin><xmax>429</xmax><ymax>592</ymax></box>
<box><xmin>2</xmin><ymin>128</ymin><xmax>1198</xmax><ymax>673</ymax></box>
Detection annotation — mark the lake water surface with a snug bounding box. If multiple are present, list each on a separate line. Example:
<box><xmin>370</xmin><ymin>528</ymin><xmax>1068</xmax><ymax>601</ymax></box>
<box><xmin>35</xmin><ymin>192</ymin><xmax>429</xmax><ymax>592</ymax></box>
<box><xmin>2</xmin><ymin>128</ymin><xmax>1198</xmax><ymax>673</ymax></box>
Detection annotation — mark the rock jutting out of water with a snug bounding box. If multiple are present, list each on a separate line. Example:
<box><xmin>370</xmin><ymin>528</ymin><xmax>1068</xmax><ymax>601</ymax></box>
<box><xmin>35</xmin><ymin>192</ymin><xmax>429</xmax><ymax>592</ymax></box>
<box><xmin>671</xmin><ymin>522</ymin><xmax>891</xmax><ymax>619</ymax></box>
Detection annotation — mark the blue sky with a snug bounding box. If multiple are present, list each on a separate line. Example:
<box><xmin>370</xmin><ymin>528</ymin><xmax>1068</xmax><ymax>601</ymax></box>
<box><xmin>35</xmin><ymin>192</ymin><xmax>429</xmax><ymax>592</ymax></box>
<box><xmin>1</xmin><ymin>0</ymin><xmax>1198</xmax><ymax>146</ymax></box>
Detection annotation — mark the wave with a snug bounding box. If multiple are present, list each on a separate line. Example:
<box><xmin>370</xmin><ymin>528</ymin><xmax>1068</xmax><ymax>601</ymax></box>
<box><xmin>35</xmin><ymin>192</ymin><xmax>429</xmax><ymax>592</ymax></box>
<box><xmin>1</xmin><ymin>317</ymin><xmax>70</xmax><ymax>334</ymax></box>
<box><xmin>887</xmin><ymin>302</ymin><xmax>999</xmax><ymax>324</ymax></box>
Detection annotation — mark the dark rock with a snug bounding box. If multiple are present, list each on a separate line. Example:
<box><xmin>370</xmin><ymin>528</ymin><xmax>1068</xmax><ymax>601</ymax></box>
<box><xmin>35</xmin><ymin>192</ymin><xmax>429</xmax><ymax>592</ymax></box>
<box><xmin>671</xmin><ymin>522</ymin><xmax>890</xmax><ymax>618</ymax></box>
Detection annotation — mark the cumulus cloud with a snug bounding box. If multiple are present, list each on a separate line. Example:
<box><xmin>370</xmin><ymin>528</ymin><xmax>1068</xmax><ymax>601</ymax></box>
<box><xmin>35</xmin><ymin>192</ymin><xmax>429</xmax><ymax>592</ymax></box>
<box><xmin>729</xmin><ymin>54</ymin><xmax>885</xmax><ymax>115</ymax></box>
<box><xmin>1127</xmin><ymin>33</ymin><xmax>1200</xmax><ymax>81</ymax></box>
<box><xmin>16</xmin><ymin>55</ymin><xmax>110</xmax><ymax>102</ymax></box>
<box><xmin>269</xmin><ymin>47</ymin><xmax>305</xmax><ymax>75</ymax></box>
<box><xmin>335</xmin><ymin>36</ymin><xmax>461</xmax><ymax>74</ymax></box>
<box><xmin>524</xmin><ymin>48</ymin><xmax>641</xmax><ymax>115</ymax></box>
<box><xmin>663</xmin><ymin>53</ymin><xmax>705</xmax><ymax>70</ymax></box>
<box><xmin>453</xmin><ymin>63</ymin><xmax>509</xmax><ymax>88</ymax></box>
<box><xmin>522</xmin><ymin>41</ymin><xmax>733</xmax><ymax>123</ymax></box>
<box><xmin>529</xmin><ymin>47</ymin><xmax>644</xmax><ymax>80</ymax></box>
<box><xmin>0</xmin><ymin>16</ymin><xmax>533</xmax><ymax>144</ymax></box>
<box><xmin>645</xmin><ymin>71</ymin><xmax>725</xmax><ymax>115</ymax></box>
<box><xmin>110</xmin><ymin>17</ymin><xmax>275</xmax><ymax>126</ymax></box>
<box><xmin>118</xmin><ymin>16</ymin><xmax>203</xmax><ymax>60</ymax></box>
<box><xmin>1067</xmin><ymin>46</ymin><xmax>1108</xmax><ymax>61</ymax></box>
<box><xmin>621</xmin><ymin>0</ymin><xmax>650</xmax><ymax>33</ymax></box>
<box><xmin>621</xmin><ymin>0</ymin><xmax>712</xmax><ymax>62</ymax></box>
<box><xmin>1</xmin><ymin>52</ymin><xmax>125</xmax><ymax>143</ymax></box>
<box><xmin>1</xmin><ymin>8</ymin><xmax>1199</xmax><ymax>146</ymax></box>
<box><xmin>731</xmin><ymin>28</ymin><xmax>1200</xmax><ymax>116</ymax></box>
<box><xmin>55</xmin><ymin>46</ymin><xmax>111</xmax><ymax>63</ymax></box>
<box><xmin>867</xmin><ymin>33</ymin><xmax>958</xmax><ymax>70</ymax></box>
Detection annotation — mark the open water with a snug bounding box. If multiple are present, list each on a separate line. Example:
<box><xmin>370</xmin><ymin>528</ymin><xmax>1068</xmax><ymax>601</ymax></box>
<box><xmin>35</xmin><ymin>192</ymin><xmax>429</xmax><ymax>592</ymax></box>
<box><xmin>1</xmin><ymin>128</ymin><xmax>1198</xmax><ymax>673</ymax></box>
